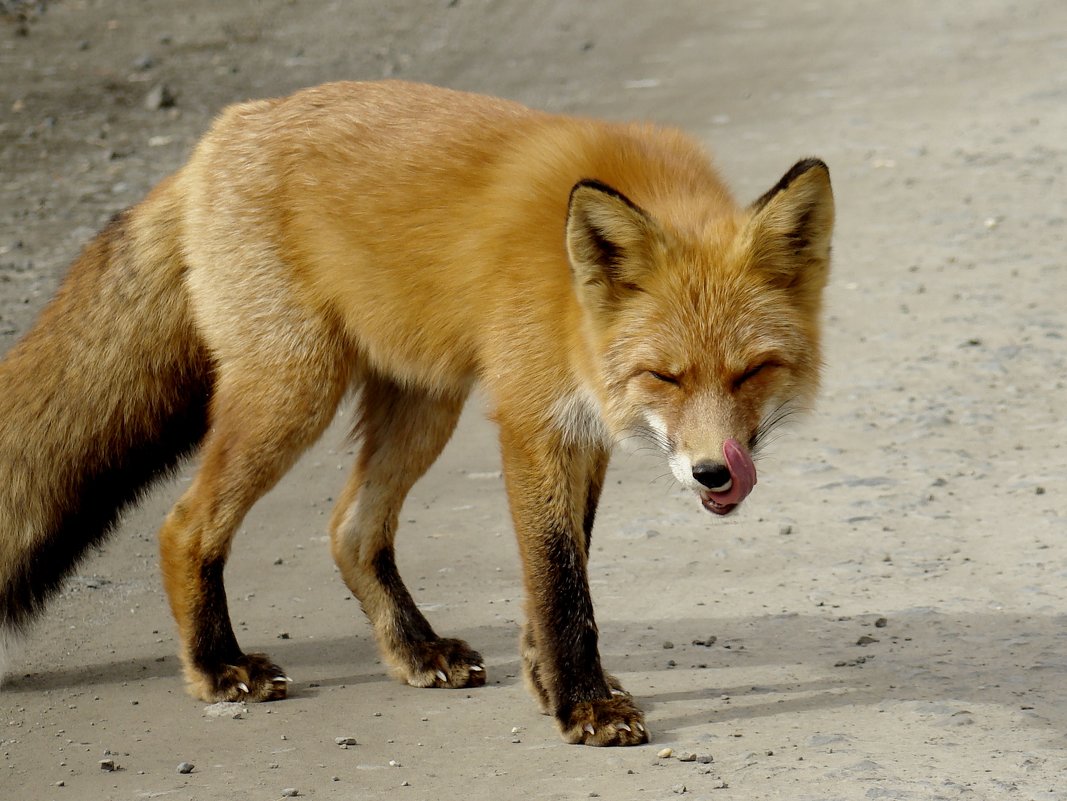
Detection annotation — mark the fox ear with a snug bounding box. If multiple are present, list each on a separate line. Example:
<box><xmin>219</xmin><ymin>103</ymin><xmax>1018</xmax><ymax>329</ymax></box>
<box><xmin>566</xmin><ymin>180</ymin><xmax>663</xmax><ymax>304</ymax></box>
<box><xmin>745</xmin><ymin>158</ymin><xmax>834</xmax><ymax>297</ymax></box>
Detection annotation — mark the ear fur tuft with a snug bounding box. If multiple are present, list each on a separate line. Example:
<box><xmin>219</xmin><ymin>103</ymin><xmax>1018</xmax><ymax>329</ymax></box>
<box><xmin>745</xmin><ymin>159</ymin><xmax>834</xmax><ymax>294</ymax></box>
<box><xmin>566</xmin><ymin>180</ymin><xmax>662</xmax><ymax>301</ymax></box>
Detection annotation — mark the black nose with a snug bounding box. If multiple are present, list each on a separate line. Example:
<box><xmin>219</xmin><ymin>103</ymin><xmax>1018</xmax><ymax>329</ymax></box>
<box><xmin>692</xmin><ymin>461</ymin><xmax>732</xmax><ymax>491</ymax></box>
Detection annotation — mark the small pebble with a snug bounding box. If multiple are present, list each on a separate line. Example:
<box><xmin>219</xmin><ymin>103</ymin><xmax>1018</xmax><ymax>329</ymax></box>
<box><xmin>99</xmin><ymin>758</ymin><xmax>116</xmax><ymax>771</ymax></box>
<box><xmin>144</xmin><ymin>83</ymin><xmax>176</xmax><ymax>110</ymax></box>
<box><xmin>671</xmin><ymin>784</ymin><xmax>687</xmax><ymax>795</ymax></box>
<box><xmin>779</xmin><ymin>523</ymin><xmax>793</xmax><ymax>535</ymax></box>
<box><xmin>856</xmin><ymin>635</ymin><xmax>878</xmax><ymax>646</ymax></box>
<box><xmin>662</xmin><ymin>640</ymin><xmax>674</xmax><ymax>649</ymax></box>
<box><xmin>334</xmin><ymin>737</ymin><xmax>357</xmax><ymax>746</ymax></box>
<box><xmin>678</xmin><ymin>752</ymin><xmax>697</xmax><ymax>762</ymax></box>
<box><xmin>203</xmin><ymin>701</ymin><xmax>244</xmax><ymax>719</ymax></box>
<box><xmin>281</xmin><ymin>790</ymin><xmax>299</xmax><ymax>798</ymax></box>
<box><xmin>874</xmin><ymin>617</ymin><xmax>888</xmax><ymax>628</ymax></box>
<box><xmin>657</xmin><ymin>747</ymin><xmax>673</xmax><ymax>759</ymax></box>
<box><xmin>177</xmin><ymin>761</ymin><xmax>194</xmax><ymax>774</ymax></box>
<box><xmin>401</xmin><ymin>780</ymin><xmax>411</xmax><ymax>787</ymax></box>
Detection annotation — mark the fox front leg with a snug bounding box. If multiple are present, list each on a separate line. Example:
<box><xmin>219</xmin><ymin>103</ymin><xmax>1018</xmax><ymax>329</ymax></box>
<box><xmin>500</xmin><ymin>425</ymin><xmax>648</xmax><ymax>746</ymax></box>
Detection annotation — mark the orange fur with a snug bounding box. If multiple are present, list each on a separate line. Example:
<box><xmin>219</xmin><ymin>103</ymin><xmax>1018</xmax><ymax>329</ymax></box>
<box><xmin>0</xmin><ymin>81</ymin><xmax>833</xmax><ymax>746</ymax></box>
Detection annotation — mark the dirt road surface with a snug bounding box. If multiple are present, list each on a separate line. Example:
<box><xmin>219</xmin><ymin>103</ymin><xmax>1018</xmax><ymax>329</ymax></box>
<box><xmin>2</xmin><ymin>1</ymin><xmax>1065</xmax><ymax>799</ymax></box>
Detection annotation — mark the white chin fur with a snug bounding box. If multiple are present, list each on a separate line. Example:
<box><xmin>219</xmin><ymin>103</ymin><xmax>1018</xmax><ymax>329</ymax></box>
<box><xmin>645</xmin><ymin>412</ymin><xmax>704</xmax><ymax>493</ymax></box>
<box><xmin>667</xmin><ymin>452</ymin><xmax>702</xmax><ymax>492</ymax></box>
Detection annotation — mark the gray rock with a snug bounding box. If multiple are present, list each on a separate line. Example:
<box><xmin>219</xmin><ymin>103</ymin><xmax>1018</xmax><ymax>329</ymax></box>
<box><xmin>144</xmin><ymin>83</ymin><xmax>176</xmax><ymax>110</ymax></box>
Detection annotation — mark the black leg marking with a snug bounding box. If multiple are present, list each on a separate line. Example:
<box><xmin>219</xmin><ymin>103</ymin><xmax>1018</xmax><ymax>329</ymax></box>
<box><xmin>537</xmin><ymin>525</ymin><xmax>611</xmax><ymax>721</ymax></box>
<box><xmin>581</xmin><ymin>476</ymin><xmax>604</xmax><ymax>556</ymax></box>
<box><xmin>190</xmin><ymin>558</ymin><xmax>242</xmax><ymax>673</ymax></box>
<box><xmin>372</xmin><ymin>546</ymin><xmax>437</xmax><ymax>644</ymax></box>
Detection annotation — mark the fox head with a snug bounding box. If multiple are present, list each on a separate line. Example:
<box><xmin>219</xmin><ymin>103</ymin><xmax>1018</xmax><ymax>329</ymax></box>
<box><xmin>566</xmin><ymin>159</ymin><xmax>834</xmax><ymax>515</ymax></box>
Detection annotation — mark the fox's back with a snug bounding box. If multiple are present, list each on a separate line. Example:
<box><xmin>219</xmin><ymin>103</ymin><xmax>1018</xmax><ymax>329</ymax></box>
<box><xmin>180</xmin><ymin>81</ymin><xmax>738</xmax><ymax>389</ymax></box>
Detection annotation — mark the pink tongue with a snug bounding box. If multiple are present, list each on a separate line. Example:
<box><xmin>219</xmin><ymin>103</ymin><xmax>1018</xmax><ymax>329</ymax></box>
<box><xmin>707</xmin><ymin>438</ymin><xmax>757</xmax><ymax>508</ymax></box>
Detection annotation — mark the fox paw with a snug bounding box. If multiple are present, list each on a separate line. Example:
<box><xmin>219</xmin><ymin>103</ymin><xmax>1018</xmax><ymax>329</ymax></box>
<box><xmin>190</xmin><ymin>653</ymin><xmax>291</xmax><ymax>702</ymax></box>
<box><xmin>558</xmin><ymin>695</ymin><xmax>649</xmax><ymax>746</ymax></box>
<box><xmin>399</xmin><ymin>638</ymin><xmax>486</xmax><ymax>689</ymax></box>
<box><xmin>521</xmin><ymin>628</ymin><xmax>629</xmax><ymax>716</ymax></box>
<box><xmin>605</xmin><ymin>672</ymin><xmax>631</xmax><ymax>697</ymax></box>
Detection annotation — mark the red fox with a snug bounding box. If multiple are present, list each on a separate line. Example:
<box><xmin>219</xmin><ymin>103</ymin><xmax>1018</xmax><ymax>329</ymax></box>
<box><xmin>0</xmin><ymin>81</ymin><xmax>833</xmax><ymax>746</ymax></box>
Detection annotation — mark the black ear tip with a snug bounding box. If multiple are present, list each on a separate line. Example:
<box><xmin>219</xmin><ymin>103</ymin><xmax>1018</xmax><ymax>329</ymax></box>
<box><xmin>568</xmin><ymin>179</ymin><xmax>644</xmax><ymax>216</ymax></box>
<box><xmin>570</xmin><ymin>178</ymin><xmax>629</xmax><ymax>202</ymax></box>
<box><xmin>571</xmin><ymin>178</ymin><xmax>618</xmax><ymax>196</ymax></box>
<box><xmin>751</xmin><ymin>158</ymin><xmax>831</xmax><ymax>212</ymax></box>
<box><xmin>787</xmin><ymin>158</ymin><xmax>830</xmax><ymax>183</ymax></box>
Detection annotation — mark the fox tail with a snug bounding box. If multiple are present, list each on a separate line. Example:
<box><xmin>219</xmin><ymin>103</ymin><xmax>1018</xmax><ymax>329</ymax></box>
<box><xmin>0</xmin><ymin>181</ymin><xmax>212</xmax><ymax>676</ymax></box>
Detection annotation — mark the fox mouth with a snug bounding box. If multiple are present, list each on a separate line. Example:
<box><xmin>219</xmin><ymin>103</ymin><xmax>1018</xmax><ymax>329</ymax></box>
<box><xmin>699</xmin><ymin>438</ymin><xmax>757</xmax><ymax>516</ymax></box>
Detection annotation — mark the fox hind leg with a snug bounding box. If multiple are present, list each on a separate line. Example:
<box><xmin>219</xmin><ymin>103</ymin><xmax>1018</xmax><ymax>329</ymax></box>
<box><xmin>330</xmin><ymin>376</ymin><xmax>484</xmax><ymax>688</ymax></box>
<box><xmin>159</xmin><ymin>351</ymin><xmax>350</xmax><ymax>702</ymax></box>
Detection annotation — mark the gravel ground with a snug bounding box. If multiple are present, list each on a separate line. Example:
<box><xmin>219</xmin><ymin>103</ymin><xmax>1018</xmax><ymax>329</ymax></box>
<box><xmin>2</xmin><ymin>1</ymin><xmax>1066</xmax><ymax>799</ymax></box>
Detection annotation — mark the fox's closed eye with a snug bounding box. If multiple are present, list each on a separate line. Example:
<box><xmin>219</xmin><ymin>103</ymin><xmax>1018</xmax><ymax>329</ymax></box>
<box><xmin>648</xmin><ymin>370</ymin><xmax>680</xmax><ymax>385</ymax></box>
<box><xmin>734</xmin><ymin>361</ymin><xmax>779</xmax><ymax>389</ymax></box>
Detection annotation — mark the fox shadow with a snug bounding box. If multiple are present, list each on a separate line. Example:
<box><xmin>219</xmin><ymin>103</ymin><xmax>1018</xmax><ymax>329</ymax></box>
<box><xmin>605</xmin><ymin>607</ymin><xmax>1067</xmax><ymax>748</ymax></box>
<box><xmin>5</xmin><ymin>607</ymin><xmax>1066</xmax><ymax>750</ymax></box>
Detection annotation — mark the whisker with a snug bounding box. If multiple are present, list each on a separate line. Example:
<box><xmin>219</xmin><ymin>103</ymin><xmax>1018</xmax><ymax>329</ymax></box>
<box><xmin>626</xmin><ymin>424</ymin><xmax>673</xmax><ymax>454</ymax></box>
<box><xmin>649</xmin><ymin>470</ymin><xmax>674</xmax><ymax>487</ymax></box>
<box><xmin>751</xmin><ymin>400</ymin><xmax>802</xmax><ymax>457</ymax></box>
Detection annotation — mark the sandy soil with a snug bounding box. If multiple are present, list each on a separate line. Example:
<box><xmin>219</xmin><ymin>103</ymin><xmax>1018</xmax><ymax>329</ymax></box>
<box><xmin>2</xmin><ymin>1</ymin><xmax>1066</xmax><ymax>799</ymax></box>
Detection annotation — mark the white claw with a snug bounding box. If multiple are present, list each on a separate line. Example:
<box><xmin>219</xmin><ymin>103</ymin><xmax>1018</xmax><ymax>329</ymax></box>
<box><xmin>636</xmin><ymin>723</ymin><xmax>645</xmax><ymax>733</ymax></box>
<box><xmin>583</xmin><ymin>723</ymin><xmax>595</xmax><ymax>735</ymax></box>
<box><xmin>236</xmin><ymin>682</ymin><xmax>249</xmax><ymax>694</ymax></box>
<box><xmin>436</xmin><ymin>670</ymin><xmax>448</xmax><ymax>682</ymax></box>
<box><xmin>273</xmin><ymin>676</ymin><xmax>292</xmax><ymax>683</ymax></box>
<box><xmin>470</xmin><ymin>665</ymin><xmax>484</xmax><ymax>672</ymax></box>
<box><xmin>610</xmin><ymin>688</ymin><xmax>625</xmax><ymax>696</ymax></box>
<box><xmin>618</xmin><ymin>723</ymin><xmax>632</xmax><ymax>732</ymax></box>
